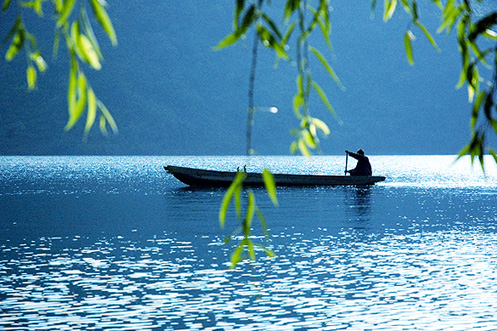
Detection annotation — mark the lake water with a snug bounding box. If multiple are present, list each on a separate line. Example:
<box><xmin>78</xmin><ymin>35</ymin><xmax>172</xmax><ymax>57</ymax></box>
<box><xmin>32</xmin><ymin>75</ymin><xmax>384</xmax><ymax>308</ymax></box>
<box><xmin>1</xmin><ymin>155</ymin><xmax>496</xmax><ymax>330</ymax></box>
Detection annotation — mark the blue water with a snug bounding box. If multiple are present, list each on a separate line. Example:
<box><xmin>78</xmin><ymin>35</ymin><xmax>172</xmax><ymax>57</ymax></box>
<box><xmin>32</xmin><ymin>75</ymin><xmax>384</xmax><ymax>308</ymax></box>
<box><xmin>1</xmin><ymin>155</ymin><xmax>497</xmax><ymax>330</ymax></box>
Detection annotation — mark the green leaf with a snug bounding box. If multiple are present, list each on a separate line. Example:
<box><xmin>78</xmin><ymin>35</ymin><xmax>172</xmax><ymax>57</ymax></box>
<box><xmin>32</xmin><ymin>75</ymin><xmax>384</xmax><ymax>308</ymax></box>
<box><xmin>53</xmin><ymin>29</ymin><xmax>61</xmax><ymax>60</ymax></box>
<box><xmin>99</xmin><ymin>115</ymin><xmax>108</xmax><ymax>135</ymax></box>
<box><xmin>262</xmin><ymin>168</ymin><xmax>278</xmax><ymax>206</ymax></box>
<box><xmin>298</xmin><ymin>138</ymin><xmax>311</xmax><ymax>157</ymax></box>
<box><xmin>247</xmin><ymin>239</ymin><xmax>256</xmax><ymax>261</ymax></box>
<box><xmin>311</xmin><ymin>117</ymin><xmax>331</xmax><ymax>135</ymax></box>
<box><xmin>96</xmin><ymin>100</ymin><xmax>118</xmax><ymax>134</ymax></box>
<box><xmin>261</xmin><ymin>13</ymin><xmax>282</xmax><ymax>39</ymax></box>
<box><xmin>311</xmin><ymin>81</ymin><xmax>337</xmax><ymax>118</ymax></box>
<box><xmin>471</xmin><ymin>91</ymin><xmax>485</xmax><ymax>130</ymax></box>
<box><xmin>2</xmin><ymin>0</ymin><xmax>12</xmax><ymax>11</ymax></box>
<box><xmin>84</xmin><ymin>87</ymin><xmax>97</xmax><ymax>135</ymax></box>
<box><xmin>68</xmin><ymin>53</ymin><xmax>78</xmax><ymax>111</ymax></box>
<box><xmin>468</xmin><ymin>12</ymin><xmax>497</xmax><ymax>42</ymax></box>
<box><xmin>219</xmin><ymin>171</ymin><xmax>245</xmax><ymax>227</ymax></box>
<box><xmin>255</xmin><ymin>243</ymin><xmax>275</xmax><ymax>258</ymax></box>
<box><xmin>234</xmin><ymin>181</ymin><xmax>242</xmax><ymax>219</ymax></box>
<box><xmin>384</xmin><ymin>0</ymin><xmax>397</xmax><ymax>22</ymax></box>
<box><xmin>57</xmin><ymin>0</ymin><xmax>77</xmax><ymax>27</ymax></box>
<box><xmin>284</xmin><ymin>0</ymin><xmax>300</xmax><ymax>20</ymax></box>
<box><xmin>309</xmin><ymin>47</ymin><xmax>344</xmax><ymax>90</ymax></box>
<box><xmin>244</xmin><ymin>191</ymin><xmax>256</xmax><ymax>237</ymax></box>
<box><xmin>29</xmin><ymin>52</ymin><xmax>47</xmax><ymax>72</ymax></box>
<box><xmin>55</xmin><ymin>0</ymin><xmax>63</xmax><ymax>12</ymax></box>
<box><xmin>230</xmin><ymin>243</ymin><xmax>244</xmax><ymax>269</ymax></box>
<box><xmin>257</xmin><ymin>25</ymin><xmax>288</xmax><ymax>60</ymax></box>
<box><xmin>215</xmin><ymin>33</ymin><xmax>240</xmax><ymax>50</ymax></box>
<box><xmin>370</xmin><ymin>0</ymin><xmax>377</xmax><ymax>18</ymax></box>
<box><xmin>26</xmin><ymin>65</ymin><xmax>36</xmax><ymax>90</ymax></box>
<box><xmin>79</xmin><ymin>34</ymin><xmax>102</xmax><ymax>70</ymax></box>
<box><xmin>414</xmin><ymin>20</ymin><xmax>441</xmax><ymax>52</ymax></box>
<box><xmin>255</xmin><ymin>207</ymin><xmax>270</xmax><ymax>240</ymax></box>
<box><xmin>482</xmin><ymin>29</ymin><xmax>497</xmax><ymax>40</ymax></box>
<box><xmin>404</xmin><ymin>31</ymin><xmax>414</xmax><ymax>65</ymax></box>
<box><xmin>89</xmin><ymin>0</ymin><xmax>117</xmax><ymax>46</ymax></box>
<box><xmin>302</xmin><ymin>128</ymin><xmax>317</xmax><ymax>149</ymax></box>
<box><xmin>81</xmin><ymin>7</ymin><xmax>103</xmax><ymax>59</ymax></box>
<box><xmin>234</xmin><ymin>0</ymin><xmax>245</xmax><ymax>29</ymax></box>
<box><xmin>65</xmin><ymin>73</ymin><xmax>88</xmax><ymax>131</ymax></box>
<box><xmin>5</xmin><ymin>30</ymin><xmax>24</xmax><ymax>61</ymax></box>
<box><xmin>21</xmin><ymin>0</ymin><xmax>43</xmax><ymax>16</ymax></box>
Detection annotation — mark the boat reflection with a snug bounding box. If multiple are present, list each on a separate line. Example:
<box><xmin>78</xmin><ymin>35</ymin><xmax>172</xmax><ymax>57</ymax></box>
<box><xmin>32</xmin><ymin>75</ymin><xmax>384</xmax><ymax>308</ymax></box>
<box><xmin>345</xmin><ymin>186</ymin><xmax>372</xmax><ymax>221</ymax></box>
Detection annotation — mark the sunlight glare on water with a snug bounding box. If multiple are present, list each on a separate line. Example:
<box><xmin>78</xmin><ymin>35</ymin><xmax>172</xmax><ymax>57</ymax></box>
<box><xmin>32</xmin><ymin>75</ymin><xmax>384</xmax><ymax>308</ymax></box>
<box><xmin>1</xmin><ymin>155</ymin><xmax>496</xmax><ymax>330</ymax></box>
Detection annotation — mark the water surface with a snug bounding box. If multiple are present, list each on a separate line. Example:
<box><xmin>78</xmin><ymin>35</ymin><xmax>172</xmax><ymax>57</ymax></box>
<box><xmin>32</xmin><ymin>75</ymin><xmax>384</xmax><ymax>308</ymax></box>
<box><xmin>1</xmin><ymin>155</ymin><xmax>496</xmax><ymax>330</ymax></box>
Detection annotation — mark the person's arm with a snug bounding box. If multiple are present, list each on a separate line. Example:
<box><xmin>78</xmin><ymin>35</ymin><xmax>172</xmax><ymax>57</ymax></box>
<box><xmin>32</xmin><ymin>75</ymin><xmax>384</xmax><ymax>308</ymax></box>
<box><xmin>346</xmin><ymin>150</ymin><xmax>362</xmax><ymax>160</ymax></box>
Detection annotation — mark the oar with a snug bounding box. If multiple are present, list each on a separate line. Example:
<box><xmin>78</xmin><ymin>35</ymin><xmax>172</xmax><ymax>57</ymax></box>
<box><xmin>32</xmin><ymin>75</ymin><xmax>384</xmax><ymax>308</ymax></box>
<box><xmin>344</xmin><ymin>151</ymin><xmax>348</xmax><ymax>175</ymax></box>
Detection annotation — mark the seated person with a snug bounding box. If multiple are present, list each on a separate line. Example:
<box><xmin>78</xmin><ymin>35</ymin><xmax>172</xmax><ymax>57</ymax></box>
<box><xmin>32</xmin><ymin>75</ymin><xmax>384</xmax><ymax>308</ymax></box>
<box><xmin>345</xmin><ymin>149</ymin><xmax>372</xmax><ymax>176</ymax></box>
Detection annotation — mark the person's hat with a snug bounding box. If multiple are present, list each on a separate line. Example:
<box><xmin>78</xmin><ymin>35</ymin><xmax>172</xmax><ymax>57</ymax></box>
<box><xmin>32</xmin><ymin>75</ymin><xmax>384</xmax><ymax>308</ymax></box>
<box><xmin>357</xmin><ymin>149</ymin><xmax>364</xmax><ymax>155</ymax></box>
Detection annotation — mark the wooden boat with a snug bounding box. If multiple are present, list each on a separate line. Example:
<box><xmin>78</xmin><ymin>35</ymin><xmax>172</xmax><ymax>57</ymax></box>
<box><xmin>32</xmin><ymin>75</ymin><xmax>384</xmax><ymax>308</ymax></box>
<box><xmin>164</xmin><ymin>165</ymin><xmax>386</xmax><ymax>187</ymax></box>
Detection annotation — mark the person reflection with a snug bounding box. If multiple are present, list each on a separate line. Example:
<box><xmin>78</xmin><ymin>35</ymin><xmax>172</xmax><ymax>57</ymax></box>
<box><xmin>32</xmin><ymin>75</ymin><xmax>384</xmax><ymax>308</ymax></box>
<box><xmin>345</xmin><ymin>186</ymin><xmax>372</xmax><ymax>222</ymax></box>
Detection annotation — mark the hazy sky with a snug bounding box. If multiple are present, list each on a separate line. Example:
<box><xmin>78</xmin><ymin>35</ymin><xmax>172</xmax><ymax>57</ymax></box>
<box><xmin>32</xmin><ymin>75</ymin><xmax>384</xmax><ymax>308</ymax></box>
<box><xmin>0</xmin><ymin>1</ymin><xmax>482</xmax><ymax>155</ymax></box>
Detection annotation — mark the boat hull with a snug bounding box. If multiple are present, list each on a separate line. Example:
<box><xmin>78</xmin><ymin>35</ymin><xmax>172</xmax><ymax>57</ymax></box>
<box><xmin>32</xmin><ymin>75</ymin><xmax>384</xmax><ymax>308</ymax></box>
<box><xmin>165</xmin><ymin>165</ymin><xmax>386</xmax><ymax>187</ymax></box>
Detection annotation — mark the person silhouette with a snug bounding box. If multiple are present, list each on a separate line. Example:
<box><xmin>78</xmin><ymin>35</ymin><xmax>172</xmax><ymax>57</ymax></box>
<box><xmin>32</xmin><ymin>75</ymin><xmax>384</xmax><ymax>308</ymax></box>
<box><xmin>345</xmin><ymin>149</ymin><xmax>372</xmax><ymax>176</ymax></box>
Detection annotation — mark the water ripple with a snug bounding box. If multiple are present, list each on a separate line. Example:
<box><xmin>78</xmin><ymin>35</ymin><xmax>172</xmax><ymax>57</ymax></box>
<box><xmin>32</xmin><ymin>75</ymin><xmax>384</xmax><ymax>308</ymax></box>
<box><xmin>1</xmin><ymin>229</ymin><xmax>497</xmax><ymax>330</ymax></box>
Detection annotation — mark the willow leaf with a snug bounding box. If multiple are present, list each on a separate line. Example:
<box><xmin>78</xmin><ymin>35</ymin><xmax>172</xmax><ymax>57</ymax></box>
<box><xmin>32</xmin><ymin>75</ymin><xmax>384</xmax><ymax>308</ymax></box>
<box><xmin>65</xmin><ymin>73</ymin><xmax>87</xmax><ymax>131</ymax></box>
<box><xmin>290</xmin><ymin>141</ymin><xmax>298</xmax><ymax>154</ymax></box>
<box><xmin>84</xmin><ymin>87</ymin><xmax>97</xmax><ymax>135</ymax></box>
<box><xmin>309</xmin><ymin>47</ymin><xmax>344</xmax><ymax>90</ymax></box>
<box><xmin>79</xmin><ymin>34</ymin><xmax>101</xmax><ymax>70</ymax></box>
<box><xmin>261</xmin><ymin>13</ymin><xmax>282</xmax><ymax>39</ymax></box>
<box><xmin>262</xmin><ymin>168</ymin><xmax>278</xmax><ymax>206</ymax></box>
<box><xmin>284</xmin><ymin>0</ymin><xmax>299</xmax><ymax>20</ymax></box>
<box><xmin>244</xmin><ymin>191</ymin><xmax>256</xmax><ymax>237</ymax></box>
<box><xmin>97</xmin><ymin>100</ymin><xmax>118</xmax><ymax>134</ymax></box>
<box><xmin>216</xmin><ymin>6</ymin><xmax>255</xmax><ymax>49</ymax></box>
<box><xmin>384</xmin><ymin>0</ymin><xmax>397</xmax><ymax>22</ymax></box>
<box><xmin>257</xmin><ymin>244</ymin><xmax>275</xmax><ymax>258</ymax></box>
<box><xmin>234</xmin><ymin>181</ymin><xmax>242</xmax><ymax>219</ymax></box>
<box><xmin>255</xmin><ymin>208</ymin><xmax>270</xmax><ymax>240</ymax></box>
<box><xmin>311</xmin><ymin>117</ymin><xmax>330</xmax><ymax>135</ymax></box>
<box><xmin>303</xmin><ymin>128</ymin><xmax>317</xmax><ymax>149</ymax></box>
<box><xmin>215</xmin><ymin>32</ymin><xmax>241</xmax><ymax>49</ymax></box>
<box><xmin>370</xmin><ymin>0</ymin><xmax>377</xmax><ymax>18</ymax></box>
<box><xmin>99</xmin><ymin>115</ymin><xmax>108</xmax><ymax>135</ymax></box>
<box><xmin>81</xmin><ymin>7</ymin><xmax>103</xmax><ymax>59</ymax></box>
<box><xmin>404</xmin><ymin>31</ymin><xmax>414</xmax><ymax>65</ymax></box>
<box><xmin>483</xmin><ymin>29</ymin><xmax>497</xmax><ymax>40</ymax></box>
<box><xmin>29</xmin><ymin>51</ymin><xmax>47</xmax><ymax>72</ymax></box>
<box><xmin>471</xmin><ymin>91</ymin><xmax>485</xmax><ymax>130</ymax></box>
<box><xmin>311</xmin><ymin>81</ymin><xmax>337</xmax><ymax>118</ymax></box>
<box><xmin>26</xmin><ymin>65</ymin><xmax>36</xmax><ymax>90</ymax></box>
<box><xmin>2</xmin><ymin>0</ymin><xmax>11</xmax><ymax>11</ymax></box>
<box><xmin>68</xmin><ymin>53</ymin><xmax>78</xmax><ymax>112</ymax></box>
<box><xmin>298</xmin><ymin>137</ymin><xmax>311</xmax><ymax>157</ymax></box>
<box><xmin>247</xmin><ymin>239</ymin><xmax>256</xmax><ymax>261</ymax></box>
<box><xmin>55</xmin><ymin>0</ymin><xmax>62</xmax><ymax>12</ymax></box>
<box><xmin>57</xmin><ymin>0</ymin><xmax>77</xmax><ymax>27</ymax></box>
<box><xmin>5</xmin><ymin>31</ymin><xmax>24</xmax><ymax>61</ymax></box>
<box><xmin>468</xmin><ymin>12</ymin><xmax>497</xmax><ymax>41</ymax></box>
<box><xmin>257</xmin><ymin>25</ymin><xmax>288</xmax><ymax>60</ymax></box>
<box><xmin>230</xmin><ymin>243</ymin><xmax>244</xmax><ymax>269</ymax></box>
<box><xmin>414</xmin><ymin>21</ymin><xmax>441</xmax><ymax>52</ymax></box>
<box><xmin>89</xmin><ymin>0</ymin><xmax>117</xmax><ymax>46</ymax></box>
<box><xmin>219</xmin><ymin>171</ymin><xmax>245</xmax><ymax>227</ymax></box>
<box><xmin>234</xmin><ymin>0</ymin><xmax>245</xmax><ymax>29</ymax></box>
